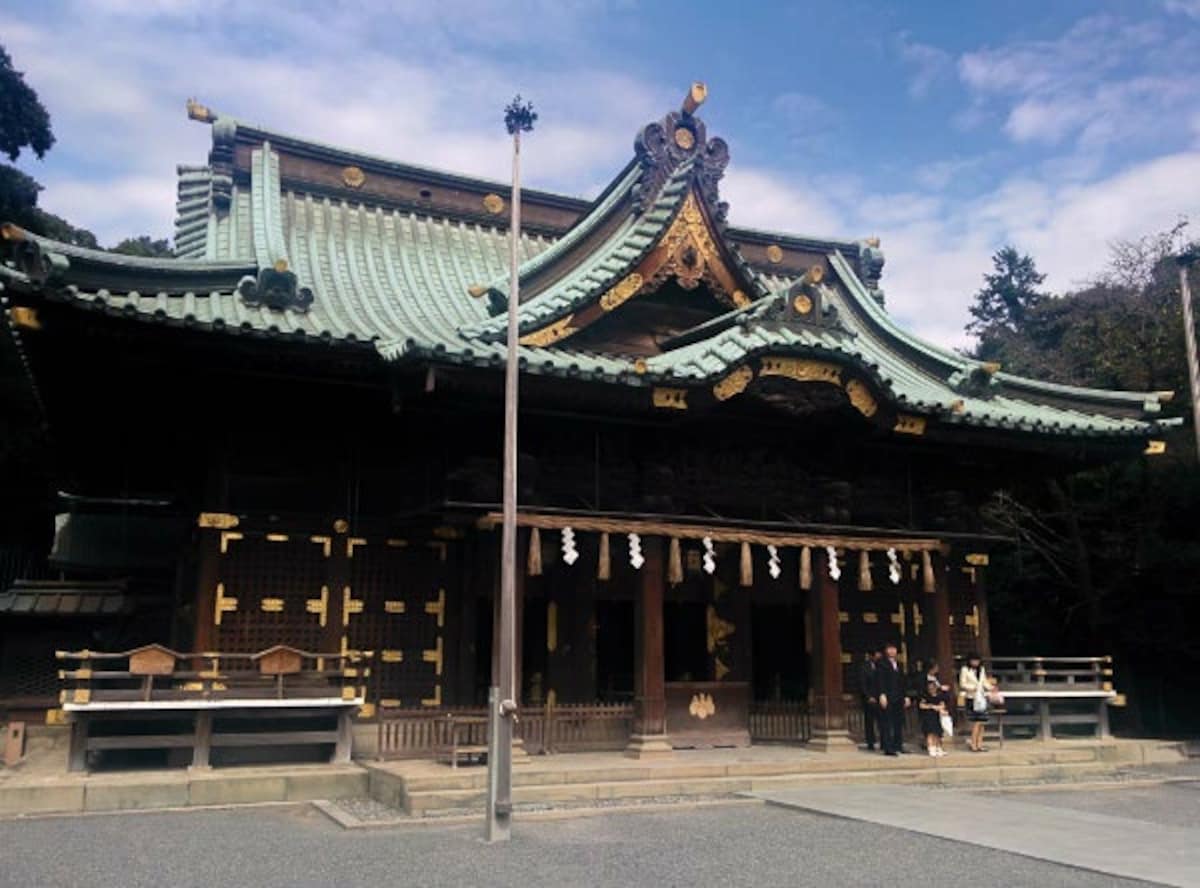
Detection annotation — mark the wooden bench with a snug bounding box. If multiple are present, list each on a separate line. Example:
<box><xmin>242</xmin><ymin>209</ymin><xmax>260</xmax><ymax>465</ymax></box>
<box><xmin>56</xmin><ymin>644</ymin><xmax>373</xmax><ymax>772</ymax></box>
<box><xmin>437</xmin><ymin>713</ymin><xmax>489</xmax><ymax>769</ymax></box>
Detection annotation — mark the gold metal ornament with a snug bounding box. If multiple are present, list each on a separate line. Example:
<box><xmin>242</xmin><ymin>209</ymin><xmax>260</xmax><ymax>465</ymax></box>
<box><xmin>518</xmin><ymin>314</ymin><xmax>576</xmax><ymax>347</ymax></box>
<box><xmin>652</xmin><ymin>387</ymin><xmax>688</xmax><ymax>410</ymax></box>
<box><xmin>759</xmin><ymin>357</ymin><xmax>842</xmax><ymax>385</ymax></box>
<box><xmin>845</xmin><ymin>378</ymin><xmax>878</xmax><ymax>417</ymax></box>
<box><xmin>766</xmin><ymin>244</ymin><xmax>784</xmax><ymax>264</ymax></box>
<box><xmin>673</xmin><ymin>126</ymin><xmax>696</xmax><ymax>150</ymax></box>
<box><xmin>894</xmin><ymin>414</ymin><xmax>927</xmax><ymax>436</ymax></box>
<box><xmin>688</xmin><ymin>692</ymin><xmax>716</xmax><ymax>719</ymax></box>
<box><xmin>713</xmin><ymin>365</ymin><xmax>754</xmax><ymax>401</ymax></box>
<box><xmin>792</xmin><ymin>293</ymin><xmax>813</xmax><ymax>315</ymax></box>
<box><xmin>482</xmin><ymin>193</ymin><xmax>505</xmax><ymax>214</ymax></box>
<box><xmin>599</xmin><ymin>272</ymin><xmax>644</xmax><ymax>311</ymax></box>
<box><xmin>341</xmin><ymin>166</ymin><xmax>366</xmax><ymax>189</ymax></box>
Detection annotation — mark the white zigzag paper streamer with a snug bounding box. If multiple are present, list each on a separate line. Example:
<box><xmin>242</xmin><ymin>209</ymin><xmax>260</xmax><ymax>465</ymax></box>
<box><xmin>561</xmin><ymin>527</ymin><xmax>579</xmax><ymax>566</ymax></box>
<box><xmin>701</xmin><ymin>536</ymin><xmax>716</xmax><ymax>575</ymax></box>
<box><xmin>826</xmin><ymin>545</ymin><xmax>841</xmax><ymax>581</ymax></box>
<box><xmin>628</xmin><ymin>533</ymin><xmax>644</xmax><ymax>570</ymax></box>
<box><xmin>886</xmin><ymin>547</ymin><xmax>901</xmax><ymax>585</ymax></box>
<box><xmin>767</xmin><ymin>544</ymin><xmax>781</xmax><ymax>579</ymax></box>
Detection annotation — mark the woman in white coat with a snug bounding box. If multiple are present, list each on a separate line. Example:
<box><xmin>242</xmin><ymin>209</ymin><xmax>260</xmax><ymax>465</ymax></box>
<box><xmin>958</xmin><ymin>653</ymin><xmax>993</xmax><ymax>752</ymax></box>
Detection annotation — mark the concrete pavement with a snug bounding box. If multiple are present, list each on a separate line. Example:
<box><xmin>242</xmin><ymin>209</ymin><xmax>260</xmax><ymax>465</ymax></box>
<box><xmin>753</xmin><ymin>783</ymin><xmax>1200</xmax><ymax>887</ymax></box>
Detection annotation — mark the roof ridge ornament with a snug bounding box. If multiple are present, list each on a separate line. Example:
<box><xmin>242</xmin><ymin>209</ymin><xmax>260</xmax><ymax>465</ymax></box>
<box><xmin>237</xmin><ymin>259</ymin><xmax>314</xmax><ymax>313</ymax></box>
<box><xmin>633</xmin><ymin>82</ymin><xmax>729</xmax><ymax>225</ymax></box>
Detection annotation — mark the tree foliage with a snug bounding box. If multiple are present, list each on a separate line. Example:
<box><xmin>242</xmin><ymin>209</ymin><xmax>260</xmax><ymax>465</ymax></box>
<box><xmin>966</xmin><ymin>246</ymin><xmax>1048</xmax><ymax>362</ymax></box>
<box><xmin>111</xmin><ymin>235</ymin><xmax>174</xmax><ymax>258</ymax></box>
<box><xmin>968</xmin><ymin>227</ymin><xmax>1200</xmax><ymax>735</ymax></box>
<box><xmin>0</xmin><ymin>46</ymin><xmax>53</xmax><ymax>162</ymax></box>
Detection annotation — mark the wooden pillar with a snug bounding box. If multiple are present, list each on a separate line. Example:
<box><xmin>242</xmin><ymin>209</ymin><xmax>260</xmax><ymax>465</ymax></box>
<box><xmin>808</xmin><ymin>548</ymin><xmax>854</xmax><ymax>751</ymax></box>
<box><xmin>626</xmin><ymin>536</ymin><xmax>671</xmax><ymax>757</ymax></box>
<box><xmin>975</xmin><ymin>565</ymin><xmax>993</xmax><ymax>662</ymax></box>
<box><xmin>931</xmin><ymin>553</ymin><xmax>954</xmax><ymax>679</ymax></box>
<box><xmin>193</xmin><ymin>529</ymin><xmax>221</xmax><ymax>652</ymax></box>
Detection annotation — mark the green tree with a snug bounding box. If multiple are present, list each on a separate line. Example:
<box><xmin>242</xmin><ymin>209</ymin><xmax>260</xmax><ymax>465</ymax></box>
<box><xmin>966</xmin><ymin>246</ymin><xmax>1048</xmax><ymax>362</ymax></box>
<box><xmin>111</xmin><ymin>235</ymin><xmax>174</xmax><ymax>258</ymax></box>
<box><xmin>0</xmin><ymin>43</ymin><xmax>98</xmax><ymax>247</ymax></box>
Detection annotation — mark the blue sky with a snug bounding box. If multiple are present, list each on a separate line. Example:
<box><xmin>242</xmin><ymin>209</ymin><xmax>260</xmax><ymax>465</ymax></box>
<box><xmin>5</xmin><ymin>0</ymin><xmax>1200</xmax><ymax>346</ymax></box>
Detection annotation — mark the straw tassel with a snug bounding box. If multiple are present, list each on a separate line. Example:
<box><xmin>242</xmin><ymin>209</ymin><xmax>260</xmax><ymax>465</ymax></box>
<box><xmin>922</xmin><ymin>550</ymin><xmax>935</xmax><ymax>594</ymax></box>
<box><xmin>739</xmin><ymin>541</ymin><xmax>753</xmax><ymax>587</ymax></box>
<box><xmin>597</xmin><ymin>532</ymin><xmax>611</xmax><ymax>581</ymax></box>
<box><xmin>858</xmin><ymin>550</ymin><xmax>873</xmax><ymax>591</ymax></box>
<box><xmin>527</xmin><ymin>527</ymin><xmax>542</xmax><ymax>577</ymax></box>
<box><xmin>799</xmin><ymin>546</ymin><xmax>812</xmax><ymax>590</ymax></box>
<box><xmin>668</xmin><ymin>537</ymin><xmax>684</xmax><ymax>585</ymax></box>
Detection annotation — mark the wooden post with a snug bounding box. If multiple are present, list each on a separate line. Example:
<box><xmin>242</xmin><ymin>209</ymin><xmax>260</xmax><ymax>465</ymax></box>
<box><xmin>191</xmin><ymin>711</ymin><xmax>213</xmax><ymax>770</ymax></box>
<box><xmin>67</xmin><ymin>716</ymin><xmax>88</xmax><ymax>773</ymax></box>
<box><xmin>332</xmin><ymin>710</ymin><xmax>354</xmax><ymax>763</ymax></box>
<box><xmin>808</xmin><ymin>548</ymin><xmax>853</xmax><ymax>751</ymax></box>
<box><xmin>931</xmin><ymin>554</ymin><xmax>954</xmax><ymax>676</ymax></box>
<box><xmin>975</xmin><ymin>565</ymin><xmax>993</xmax><ymax>662</ymax></box>
<box><xmin>626</xmin><ymin>537</ymin><xmax>671</xmax><ymax>758</ymax></box>
<box><xmin>193</xmin><ymin>530</ymin><xmax>221</xmax><ymax>652</ymax></box>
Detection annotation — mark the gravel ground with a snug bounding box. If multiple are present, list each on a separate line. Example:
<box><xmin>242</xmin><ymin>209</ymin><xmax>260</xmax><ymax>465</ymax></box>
<box><xmin>0</xmin><ymin>799</ymin><xmax>1160</xmax><ymax>888</ymax></box>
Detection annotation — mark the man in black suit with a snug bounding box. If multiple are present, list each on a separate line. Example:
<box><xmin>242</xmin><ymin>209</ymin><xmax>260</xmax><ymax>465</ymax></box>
<box><xmin>873</xmin><ymin>642</ymin><xmax>910</xmax><ymax>755</ymax></box>
<box><xmin>858</xmin><ymin>649</ymin><xmax>881</xmax><ymax>751</ymax></box>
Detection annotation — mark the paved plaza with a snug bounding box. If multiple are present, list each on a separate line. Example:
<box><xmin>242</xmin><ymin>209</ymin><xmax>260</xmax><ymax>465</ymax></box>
<box><xmin>3</xmin><ymin>779</ymin><xmax>1198</xmax><ymax>887</ymax></box>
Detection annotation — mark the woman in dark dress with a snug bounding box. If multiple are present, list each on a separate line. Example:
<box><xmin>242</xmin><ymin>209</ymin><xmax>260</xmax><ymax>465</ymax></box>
<box><xmin>918</xmin><ymin>679</ymin><xmax>947</xmax><ymax>757</ymax></box>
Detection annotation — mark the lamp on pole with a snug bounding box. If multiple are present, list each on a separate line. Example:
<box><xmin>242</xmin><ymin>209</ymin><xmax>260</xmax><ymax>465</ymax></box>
<box><xmin>486</xmin><ymin>95</ymin><xmax>536</xmax><ymax>844</ymax></box>
<box><xmin>1177</xmin><ymin>249</ymin><xmax>1200</xmax><ymax>461</ymax></box>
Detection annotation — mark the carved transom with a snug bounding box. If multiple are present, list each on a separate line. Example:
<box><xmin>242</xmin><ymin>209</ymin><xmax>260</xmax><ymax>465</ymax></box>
<box><xmin>644</xmin><ymin>194</ymin><xmax>749</xmax><ymax>308</ymax></box>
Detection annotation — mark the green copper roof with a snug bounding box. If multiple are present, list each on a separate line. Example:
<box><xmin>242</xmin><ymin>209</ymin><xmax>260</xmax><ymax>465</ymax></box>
<box><xmin>0</xmin><ymin>103</ymin><xmax>1179</xmax><ymax>442</ymax></box>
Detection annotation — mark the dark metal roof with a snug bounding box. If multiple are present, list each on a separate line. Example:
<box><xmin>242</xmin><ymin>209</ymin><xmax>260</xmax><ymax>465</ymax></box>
<box><xmin>0</xmin><ymin>580</ymin><xmax>133</xmax><ymax>617</ymax></box>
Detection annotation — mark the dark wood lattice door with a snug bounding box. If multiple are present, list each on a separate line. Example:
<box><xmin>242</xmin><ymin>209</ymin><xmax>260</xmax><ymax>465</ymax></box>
<box><xmin>344</xmin><ymin>538</ymin><xmax>447</xmax><ymax>707</ymax></box>
<box><xmin>212</xmin><ymin>531</ymin><xmax>331</xmax><ymax>654</ymax></box>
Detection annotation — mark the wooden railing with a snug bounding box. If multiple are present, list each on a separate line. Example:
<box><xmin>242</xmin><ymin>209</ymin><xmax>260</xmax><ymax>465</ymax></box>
<box><xmin>748</xmin><ymin>700</ymin><xmax>811</xmax><ymax>743</ymax></box>
<box><xmin>956</xmin><ymin>655</ymin><xmax>1118</xmax><ymax>741</ymax></box>
<box><xmin>55</xmin><ymin>645</ymin><xmax>372</xmax><ymax>771</ymax></box>
<box><xmin>377</xmin><ymin>700</ymin><xmax>634</xmax><ymax>760</ymax></box>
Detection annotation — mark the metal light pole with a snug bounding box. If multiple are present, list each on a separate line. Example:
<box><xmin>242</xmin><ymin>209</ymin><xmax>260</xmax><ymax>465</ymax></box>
<box><xmin>1177</xmin><ymin>250</ymin><xmax>1200</xmax><ymax>461</ymax></box>
<box><xmin>486</xmin><ymin>96</ymin><xmax>536</xmax><ymax>844</ymax></box>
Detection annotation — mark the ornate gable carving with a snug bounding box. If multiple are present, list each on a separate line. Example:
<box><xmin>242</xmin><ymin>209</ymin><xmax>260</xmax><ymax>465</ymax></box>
<box><xmin>633</xmin><ymin>86</ymin><xmax>730</xmax><ymax>226</ymax></box>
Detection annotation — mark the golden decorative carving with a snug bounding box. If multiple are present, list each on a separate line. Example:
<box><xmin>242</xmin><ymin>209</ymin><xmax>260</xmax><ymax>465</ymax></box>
<box><xmin>644</xmin><ymin>193</ymin><xmax>744</xmax><ymax>306</ymax></box>
<box><xmin>425</xmin><ymin>588</ymin><xmax>446</xmax><ymax>628</ymax></box>
<box><xmin>712</xmin><ymin>365</ymin><xmax>754</xmax><ymax>401</ymax></box>
<box><xmin>714</xmin><ymin>657</ymin><xmax>730</xmax><ymax>681</ymax></box>
<box><xmin>845</xmin><ymin>378</ymin><xmax>878</xmax><ymax>418</ymax></box>
<box><xmin>381</xmin><ymin>650</ymin><xmax>403</xmax><ymax>663</ymax></box>
<box><xmin>260</xmin><ymin>598</ymin><xmax>284</xmax><ymax>613</ymax></box>
<box><xmin>652</xmin><ymin>387</ymin><xmax>688</xmax><ymax>410</ymax></box>
<box><xmin>341</xmin><ymin>165</ymin><xmax>366</xmax><ymax>188</ymax></box>
<box><xmin>482</xmin><ymin>193</ymin><xmax>505</xmax><ymax>214</ymax></box>
<box><xmin>912</xmin><ymin>602</ymin><xmax>923</xmax><ymax>636</ymax></box>
<box><xmin>804</xmin><ymin>264</ymin><xmax>825</xmax><ymax>284</ymax></box>
<box><xmin>198</xmin><ymin>512</ymin><xmax>238</xmax><ymax>529</ymax></box>
<box><xmin>633</xmin><ymin>358</ymin><xmax>648</xmax><ymax>375</ymax></box>
<box><xmin>838</xmin><ymin>611</ymin><xmax>849</xmax><ymax>623</ymax></box>
<box><xmin>421</xmin><ymin>684</ymin><xmax>442</xmax><ymax>708</ymax></box>
<box><xmin>185</xmin><ymin>98</ymin><xmax>213</xmax><ymax>122</ymax></box>
<box><xmin>265</xmin><ymin>533</ymin><xmax>289</xmax><ymax>542</ymax></box>
<box><xmin>9</xmin><ymin>306</ymin><xmax>40</xmax><ymax>330</ymax></box>
<box><xmin>311</xmin><ymin>535</ymin><xmax>332</xmax><ymax>557</ymax></box>
<box><xmin>1144</xmin><ymin>439</ymin><xmax>1166</xmax><ymax>455</ymax></box>
<box><xmin>965</xmin><ymin>553</ymin><xmax>989</xmax><ymax>567</ymax></box>
<box><xmin>342</xmin><ymin>585</ymin><xmax>363</xmax><ymax>627</ymax></box>
<box><xmin>731</xmin><ymin>289</ymin><xmax>749</xmax><ymax>307</ymax></box>
<box><xmin>599</xmin><ymin>272</ymin><xmax>644</xmax><ymax>311</ymax></box>
<box><xmin>422</xmin><ymin>637</ymin><xmax>444</xmax><ymax>676</ymax></box>
<box><xmin>214</xmin><ymin>583</ymin><xmax>237</xmax><ymax>625</ymax></box>
<box><xmin>688</xmin><ymin>692</ymin><xmax>716</xmax><ymax>719</ymax></box>
<box><xmin>706</xmin><ymin>604</ymin><xmax>735</xmax><ymax>653</ymax></box>
<box><xmin>759</xmin><ymin>357</ymin><xmax>842</xmax><ymax>385</ymax></box>
<box><xmin>219</xmin><ymin>531</ymin><xmax>243</xmax><ymax>554</ymax></box>
<box><xmin>792</xmin><ymin>293</ymin><xmax>813</xmax><ymax>315</ymax></box>
<box><xmin>384</xmin><ymin>600</ymin><xmax>406</xmax><ymax>614</ymax></box>
<box><xmin>894</xmin><ymin>414</ymin><xmax>927</xmax><ymax>436</ymax></box>
<box><xmin>964</xmin><ymin>605</ymin><xmax>981</xmax><ymax>637</ymax></box>
<box><xmin>673</xmin><ymin>126</ymin><xmax>695</xmax><ymax>150</ymax></box>
<box><xmin>333</xmin><ymin>518</ymin><xmax>349</xmax><ymax>534</ymax></box>
<box><xmin>765</xmin><ymin>244</ymin><xmax>784</xmax><ymax>264</ymax></box>
<box><xmin>862</xmin><ymin>612</ymin><xmax>879</xmax><ymax>624</ymax></box>
<box><xmin>467</xmin><ymin>284</ymin><xmax>488</xmax><ymax>298</ymax></box>
<box><xmin>306</xmin><ymin>585</ymin><xmax>329</xmax><ymax>627</ymax></box>
<box><xmin>346</xmin><ymin>537</ymin><xmax>367</xmax><ymax>558</ymax></box>
<box><xmin>518</xmin><ymin>314</ymin><xmax>576</xmax><ymax>347</ymax></box>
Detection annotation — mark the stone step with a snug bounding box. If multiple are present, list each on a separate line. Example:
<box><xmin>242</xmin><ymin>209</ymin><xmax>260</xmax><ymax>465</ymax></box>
<box><xmin>386</xmin><ymin>745</ymin><xmax>1105</xmax><ymax>794</ymax></box>
<box><xmin>398</xmin><ymin>758</ymin><xmax>1121</xmax><ymax>816</ymax></box>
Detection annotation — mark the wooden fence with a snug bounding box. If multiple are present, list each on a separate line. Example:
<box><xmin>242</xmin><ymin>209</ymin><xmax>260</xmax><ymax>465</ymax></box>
<box><xmin>747</xmin><ymin>700</ymin><xmax>811</xmax><ymax>743</ymax></box>
<box><xmin>377</xmin><ymin>701</ymin><xmax>634</xmax><ymax>760</ymax></box>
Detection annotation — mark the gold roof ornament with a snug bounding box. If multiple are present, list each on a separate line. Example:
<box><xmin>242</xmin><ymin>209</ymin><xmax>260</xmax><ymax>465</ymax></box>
<box><xmin>765</xmin><ymin>244</ymin><xmax>784</xmax><ymax>264</ymax></box>
<box><xmin>186</xmin><ymin>98</ymin><xmax>215</xmax><ymax>122</ymax></box>
<box><xmin>341</xmin><ymin>166</ymin><xmax>366</xmax><ymax>189</ymax></box>
<box><xmin>482</xmin><ymin>193</ymin><xmax>505</xmax><ymax>214</ymax></box>
<box><xmin>682</xmin><ymin>82</ymin><xmax>708</xmax><ymax>115</ymax></box>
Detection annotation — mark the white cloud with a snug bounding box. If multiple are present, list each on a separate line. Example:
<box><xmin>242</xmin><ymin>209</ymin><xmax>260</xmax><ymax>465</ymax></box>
<box><xmin>958</xmin><ymin>15</ymin><xmax>1200</xmax><ymax>152</ymax></box>
<box><xmin>896</xmin><ymin>32</ymin><xmax>952</xmax><ymax>99</ymax></box>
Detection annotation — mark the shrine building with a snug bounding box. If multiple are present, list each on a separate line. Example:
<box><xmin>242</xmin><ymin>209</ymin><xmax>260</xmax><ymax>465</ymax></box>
<box><xmin>0</xmin><ymin>85</ymin><xmax>1175</xmax><ymax>755</ymax></box>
